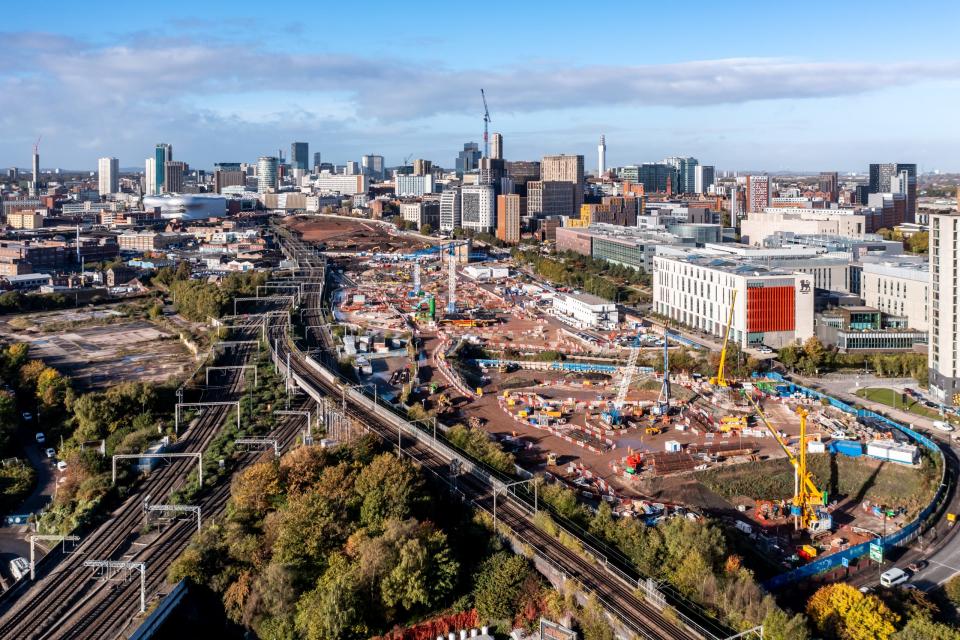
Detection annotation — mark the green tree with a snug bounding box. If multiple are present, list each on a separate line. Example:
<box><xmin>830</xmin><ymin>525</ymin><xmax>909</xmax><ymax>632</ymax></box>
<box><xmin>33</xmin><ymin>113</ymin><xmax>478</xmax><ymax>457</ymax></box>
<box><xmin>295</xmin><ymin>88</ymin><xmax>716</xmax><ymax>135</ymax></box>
<box><xmin>894</xmin><ymin>616</ymin><xmax>960</xmax><ymax>640</ymax></box>
<box><xmin>295</xmin><ymin>554</ymin><xmax>367</xmax><ymax>640</ymax></box>
<box><xmin>906</xmin><ymin>231</ymin><xmax>929</xmax><ymax>254</ymax></box>
<box><xmin>578</xmin><ymin>594</ymin><xmax>615</xmax><ymax>640</ymax></box>
<box><xmin>353</xmin><ymin>454</ymin><xmax>424</xmax><ymax>529</ymax></box>
<box><xmin>473</xmin><ymin>552</ymin><xmax>532</xmax><ymax>623</ymax></box>
<box><xmin>419</xmin><ymin>223</ymin><xmax>433</xmax><ymax>235</ymax></box>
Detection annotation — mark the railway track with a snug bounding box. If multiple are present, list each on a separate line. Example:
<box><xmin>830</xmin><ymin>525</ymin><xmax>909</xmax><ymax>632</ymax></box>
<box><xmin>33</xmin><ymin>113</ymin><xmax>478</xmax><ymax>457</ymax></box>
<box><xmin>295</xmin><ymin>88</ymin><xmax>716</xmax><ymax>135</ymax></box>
<box><xmin>0</xmin><ymin>320</ymin><xmax>271</xmax><ymax>639</ymax></box>
<box><xmin>264</xmin><ymin>235</ymin><xmax>721</xmax><ymax>640</ymax></box>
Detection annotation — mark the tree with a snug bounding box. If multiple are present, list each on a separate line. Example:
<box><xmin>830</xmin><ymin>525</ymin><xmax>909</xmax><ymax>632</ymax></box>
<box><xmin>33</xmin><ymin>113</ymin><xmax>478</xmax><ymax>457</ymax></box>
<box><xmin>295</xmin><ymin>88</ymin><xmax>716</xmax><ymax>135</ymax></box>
<box><xmin>762</xmin><ymin>606</ymin><xmax>811</xmax><ymax>640</ymax></box>
<box><xmin>807</xmin><ymin>583</ymin><xmax>898</xmax><ymax>640</ymax></box>
<box><xmin>894</xmin><ymin>616</ymin><xmax>960</xmax><ymax>640</ymax></box>
<box><xmin>473</xmin><ymin>552</ymin><xmax>532</xmax><ymax>623</ymax></box>
<box><xmin>945</xmin><ymin>574</ymin><xmax>960</xmax><ymax>607</ymax></box>
<box><xmin>353</xmin><ymin>454</ymin><xmax>424</xmax><ymax>529</ymax></box>
<box><xmin>578</xmin><ymin>594</ymin><xmax>615</xmax><ymax>640</ymax></box>
<box><xmin>35</xmin><ymin>367</ymin><xmax>69</xmax><ymax>409</ymax></box>
<box><xmin>906</xmin><ymin>231</ymin><xmax>929</xmax><ymax>254</ymax></box>
<box><xmin>231</xmin><ymin>461</ymin><xmax>283</xmax><ymax>518</ymax></box>
<box><xmin>295</xmin><ymin>554</ymin><xmax>367</xmax><ymax>640</ymax></box>
<box><xmin>419</xmin><ymin>223</ymin><xmax>433</xmax><ymax>236</ymax></box>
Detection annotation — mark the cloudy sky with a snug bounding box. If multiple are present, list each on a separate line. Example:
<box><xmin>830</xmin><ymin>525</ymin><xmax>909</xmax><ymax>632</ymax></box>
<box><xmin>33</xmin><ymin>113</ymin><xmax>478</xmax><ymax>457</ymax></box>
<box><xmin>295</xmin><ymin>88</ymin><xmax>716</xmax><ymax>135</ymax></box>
<box><xmin>3</xmin><ymin>0</ymin><xmax>959</xmax><ymax>172</ymax></box>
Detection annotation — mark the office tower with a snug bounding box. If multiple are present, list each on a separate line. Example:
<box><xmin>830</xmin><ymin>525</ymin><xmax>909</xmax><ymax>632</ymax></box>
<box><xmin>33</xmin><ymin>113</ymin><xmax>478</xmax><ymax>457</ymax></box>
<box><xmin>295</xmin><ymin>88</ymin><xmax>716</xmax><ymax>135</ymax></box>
<box><xmin>745</xmin><ymin>175</ymin><xmax>770</xmax><ymax>213</ymax></box>
<box><xmin>456</xmin><ymin>142</ymin><xmax>481</xmax><ymax>174</ymax></box>
<box><xmin>541</xmin><ymin>154</ymin><xmax>584</xmax><ymax>211</ymax></box>
<box><xmin>638</xmin><ymin>163</ymin><xmax>674</xmax><ymax>193</ymax></box>
<box><xmin>818</xmin><ymin>171</ymin><xmax>839</xmax><ymax>202</ymax></box>
<box><xmin>214</xmin><ymin>162</ymin><xmax>245</xmax><ymax>193</ymax></box>
<box><xmin>163</xmin><ymin>161</ymin><xmax>187</xmax><ymax>193</ymax></box>
<box><xmin>290</xmin><ymin>142</ymin><xmax>309</xmax><ymax>171</ymax></box>
<box><xmin>855</xmin><ymin>184</ymin><xmax>871</xmax><ymax>205</ymax></box>
<box><xmin>30</xmin><ymin>147</ymin><xmax>40</xmax><ymax>197</ymax></box>
<box><xmin>257</xmin><ymin>156</ymin><xmax>279</xmax><ymax>193</ymax></box>
<box><xmin>506</xmin><ymin>161</ymin><xmax>541</xmax><ymax>195</ymax></box>
<box><xmin>313</xmin><ymin>152</ymin><xmax>322</xmax><ymax>172</ymax></box>
<box><xmin>98</xmin><ymin>157</ymin><xmax>119</xmax><ymax>195</ymax></box>
<box><xmin>461</xmin><ymin>185</ymin><xmax>495</xmax><ymax>233</ymax></box>
<box><xmin>479</xmin><ymin>157</ymin><xmax>505</xmax><ymax>190</ymax></box>
<box><xmin>597</xmin><ymin>135</ymin><xmax>606</xmax><ymax>176</ymax></box>
<box><xmin>439</xmin><ymin>188</ymin><xmax>462</xmax><ymax>232</ymax></box>
<box><xmin>154</xmin><ymin>143</ymin><xmax>172</xmax><ymax>193</ymax></box>
<box><xmin>528</xmin><ymin>181</ymin><xmax>576</xmax><ymax>217</ymax></box>
<box><xmin>144</xmin><ymin>158</ymin><xmax>157</xmax><ymax>195</ymax></box>
<box><xmin>361</xmin><ymin>155</ymin><xmax>384</xmax><ymax>180</ymax></box>
<box><xmin>869</xmin><ymin>162</ymin><xmax>917</xmax><ymax>222</ymax></box>
<box><xmin>929</xmin><ymin>212</ymin><xmax>960</xmax><ymax>404</ymax></box>
<box><xmin>345</xmin><ymin>161</ymin><xmax>360</xmax><ymax>175</ymax></box>
<box><xmin>869</xmin><ymin>163</ymin><xmax>897</xmax><ymax>194</ymax></box>
<box><xmin>694</xmin><ymin>165</ymin><xmax>715</xmax><ymax>195</ymax></box>
<box><xmin>496</xmin><ymin>194</ymin><xmax>525</xmax><ymax>244</ymax></box>
<box><xmin>664</xmin><ymin>156</ymin><xmax>698</xmax><ymax>194</ymax></box>
<box><xmin>490</xmin><ymin>133</ymin><xmax>503</xmax><ymax>160</ymax></box>
<box><xmin>729</xmin><ymin>184</ymin><xmax>739</xmax><ymax>228</ymax></box>
<box><xmin>895</xmin><ymin>163</ymin><xmax>917</xmax><ymax>223</ymax></box>
<box><xmin>413</xmin><ymin>159</ymin><xmax>433</xmax><ymax>176</ymax></box>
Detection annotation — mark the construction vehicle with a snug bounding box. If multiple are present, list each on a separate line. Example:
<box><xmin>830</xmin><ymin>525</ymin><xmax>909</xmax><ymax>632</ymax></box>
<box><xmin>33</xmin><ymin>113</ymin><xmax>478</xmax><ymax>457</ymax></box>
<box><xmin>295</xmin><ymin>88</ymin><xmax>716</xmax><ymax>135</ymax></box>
<box><xmin>747</xmin><ymin>395</ymin><xmax>830</xmax><ymax>533</ymax></box>
<box><xmin>625</xmin><ymin>452</ymin><xmax>643</xmax><ymax>474</ymax></box>
<box><xmin>719</xmin><ymin>415</ymin><xmax>748</xmax><ymax>432</ymax></box>
<box><xmin>709</xmin><ymin>289</ymin><xmax>738</xmax><ymax>387</ymax></box>
<box><xmin>546</xmin><ymin>452</ymin><xmax>559</xmax><ymax>466</ymax></box>
<box><xmin>645</xmin><ymin>425</ymin><xmax>664</xmax><ymax>436</ymax></box>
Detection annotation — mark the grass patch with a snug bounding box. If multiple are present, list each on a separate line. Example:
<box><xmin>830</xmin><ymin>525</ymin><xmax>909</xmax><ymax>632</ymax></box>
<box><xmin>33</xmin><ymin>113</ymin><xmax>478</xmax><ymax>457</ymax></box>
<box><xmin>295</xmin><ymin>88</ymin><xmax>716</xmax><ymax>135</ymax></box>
<box><xmin>696</xmin><ymin>453</ymin><xmax>939</xmax><ymax>517</ymax></box>
<box><xmin>855</xmin><ymin>387</ymin><xmax>950</xmax><ymax>422</ymax></box>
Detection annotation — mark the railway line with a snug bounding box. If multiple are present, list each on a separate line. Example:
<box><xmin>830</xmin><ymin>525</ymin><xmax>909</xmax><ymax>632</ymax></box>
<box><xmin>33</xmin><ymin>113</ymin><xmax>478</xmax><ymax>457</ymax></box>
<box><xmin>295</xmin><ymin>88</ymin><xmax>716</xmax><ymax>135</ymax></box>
<box><xmin>0</xmin><ymin>316</ymin><xmax>285</xmax><ymax>639</ymax></box>
<box><xmin>271</xmin><ymin>228</ymin><xmax>726</xmax><ymax>640</ymax></box>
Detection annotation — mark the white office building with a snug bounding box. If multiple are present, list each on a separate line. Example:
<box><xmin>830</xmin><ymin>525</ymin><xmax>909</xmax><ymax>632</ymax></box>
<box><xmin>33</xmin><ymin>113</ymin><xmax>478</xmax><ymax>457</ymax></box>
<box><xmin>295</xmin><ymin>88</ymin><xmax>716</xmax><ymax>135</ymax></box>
<box><xmin>461</xmin><ymin>185</ymin><xmax>495</xmax><ymax>233</ymax></box>
<box><xmin>551</xmin><ymin>292</ymin><xmax>618</xmax><ymax>330</ymax></box>
<box><xmin>653</xmin><ymin>254</ymin><xmax>815</xmax><ymax>348</ymax></box>
<box><xmin>256</xmin><ymin>156</ymin><xmax>279</xmax><ymax>193</ymax></box>
<box><xmin>862</xmin><ymin>259</ymin><xmax>929</xmax><ymax>332</ymax></box>
<box><xmin>144</xmin><ymin>158</ymin><xmax>157</xmax><ymax>195</ymax></box>
<box><xmin>98</xmin><ymin>157</ymin><xmax>119</xmax><ymax>195</ymax></box>
<box><xmin>314</xmin><ymin>172</ymin><xmax>367</xmax><ymax>196</ymax></box>
<box><xmin>396</xmin><ymin>174</ymin><xmax>435</xmax><ymax>197</ymax></box>
<box><xmin>439</xmin><ymin>189</ymin><xmax>461</xmax><ymax>232</ymax></box>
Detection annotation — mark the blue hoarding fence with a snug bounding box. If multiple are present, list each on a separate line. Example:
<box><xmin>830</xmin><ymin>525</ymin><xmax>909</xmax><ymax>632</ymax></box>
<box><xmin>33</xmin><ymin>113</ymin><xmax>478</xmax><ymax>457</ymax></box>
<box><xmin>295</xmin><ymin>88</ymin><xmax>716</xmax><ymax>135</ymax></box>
<box><xmin>762</xmin><ymin>378</ymin><xmax>948</xmax><ymax>590</ymax></box>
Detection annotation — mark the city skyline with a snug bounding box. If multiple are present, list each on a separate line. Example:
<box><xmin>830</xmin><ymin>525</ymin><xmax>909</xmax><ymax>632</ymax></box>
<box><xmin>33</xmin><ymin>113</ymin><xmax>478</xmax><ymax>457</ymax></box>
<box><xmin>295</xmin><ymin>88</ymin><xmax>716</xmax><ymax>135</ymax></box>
<box><xmin>2</xmin><ymin>0</ymin><xmax>960</xmax><ymax>170</ymax></box>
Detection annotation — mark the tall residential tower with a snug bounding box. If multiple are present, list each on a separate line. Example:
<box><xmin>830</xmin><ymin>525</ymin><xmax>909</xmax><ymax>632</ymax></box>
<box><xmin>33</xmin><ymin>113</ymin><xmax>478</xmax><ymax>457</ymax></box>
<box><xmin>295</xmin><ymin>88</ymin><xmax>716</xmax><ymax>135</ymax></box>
<box><xmin>597</xmin><ymin>135</ymin><xmax>606</xmax><ymax>176</ymax></box>
<box><xmin>98</xmin><ymin>157</ymin><xmax>119</xmax><ymax>195</ymax></box>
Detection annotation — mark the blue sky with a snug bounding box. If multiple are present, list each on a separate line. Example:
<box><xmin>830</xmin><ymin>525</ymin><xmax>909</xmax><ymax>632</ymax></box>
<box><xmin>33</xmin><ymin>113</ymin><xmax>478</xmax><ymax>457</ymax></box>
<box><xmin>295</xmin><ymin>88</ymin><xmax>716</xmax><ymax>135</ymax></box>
<box><xmin>3</xmin><ymin>0</ymin><xmax>960</xmax><ymax>172</ymax></box>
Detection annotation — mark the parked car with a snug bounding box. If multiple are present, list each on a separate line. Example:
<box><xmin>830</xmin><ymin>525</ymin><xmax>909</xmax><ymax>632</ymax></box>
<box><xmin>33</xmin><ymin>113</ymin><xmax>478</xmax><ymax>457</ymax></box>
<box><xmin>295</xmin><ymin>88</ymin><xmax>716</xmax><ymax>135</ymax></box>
<box><xmin>21</xmin><ymin>412</ymin><xmax>32</xmax><ymax>421</ymax></box>
<box><xmin>44</xmin><ymin>448</ymin><xmax>55</xmax><ymax>459</ymax></box>
<box><xmin>907</xmin><ymin>561</ymin><xmax>927</xmax><ymax>573</ymax></box>
<box><xmin>933</xmin><ymin>421</ymin><xmax>954</xmax><ymax>432</ymax></box>
<box><xmin>56</xmin><ymin>461</ymin><xmax>67</xmax><ymax>472</ymax></box>
<box><xmin>35</xmin><ymin>432</ymin><xmax>45</xmax><ymax>444</ymax></box>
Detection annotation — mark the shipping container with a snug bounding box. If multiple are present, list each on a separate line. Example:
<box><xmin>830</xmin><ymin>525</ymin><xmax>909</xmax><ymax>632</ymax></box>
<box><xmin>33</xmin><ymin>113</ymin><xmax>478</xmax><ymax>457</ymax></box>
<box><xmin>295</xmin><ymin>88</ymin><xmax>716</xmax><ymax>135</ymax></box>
<box><xmin>665</xmin><ymin>440</ymin><xmax>682</xmax><ymax>452</ymax></box>
<box><xmin>808</xmin><ymin>441</ymin><xmax>826</xmax><ymax>454</ymax></box>
<box><xmin>867</xmin><ymin>441</ymin><xmax>892</xmax><ymax>460</ymax></box>
<box><xmin>887</xmin><ymin>443</ymin><xmax>919</xmax><ymax>465</ymax></box>
<box><xmin>829</xmin><ymin>440</ymin><xmax>863</xmax><ymax>457</ymax></box>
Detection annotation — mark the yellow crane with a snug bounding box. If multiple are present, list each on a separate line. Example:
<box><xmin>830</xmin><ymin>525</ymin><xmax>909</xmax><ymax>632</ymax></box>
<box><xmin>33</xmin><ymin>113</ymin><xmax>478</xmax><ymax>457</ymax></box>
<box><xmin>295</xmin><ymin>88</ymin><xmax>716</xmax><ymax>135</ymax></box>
<box><xmin>745</xmin><ymin>394</ymin><xmax>829</xmax><ymax>532</ymax></box>
<box><xmin>710</xmin><ymin>289</ymin><xmax>738</xmax><ymax>387</ymax></box>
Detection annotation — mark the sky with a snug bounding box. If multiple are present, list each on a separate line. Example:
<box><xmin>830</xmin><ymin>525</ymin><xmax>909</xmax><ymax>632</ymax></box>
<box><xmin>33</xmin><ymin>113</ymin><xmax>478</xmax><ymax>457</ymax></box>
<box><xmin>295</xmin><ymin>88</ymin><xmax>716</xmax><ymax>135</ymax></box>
<box><xmin>3</xmin><ymin>0</ymin><xmax>960</xmax><ymax>173</ymax></box>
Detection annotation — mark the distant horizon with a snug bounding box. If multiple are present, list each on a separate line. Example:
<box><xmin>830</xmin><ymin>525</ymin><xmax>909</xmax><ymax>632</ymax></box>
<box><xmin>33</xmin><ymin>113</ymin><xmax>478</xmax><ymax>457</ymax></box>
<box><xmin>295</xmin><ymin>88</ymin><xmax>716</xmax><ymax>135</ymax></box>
<box><xmin>3</xmin><ymin>1</ymin><xmax>960</xmax><ymax>171</ymax></box>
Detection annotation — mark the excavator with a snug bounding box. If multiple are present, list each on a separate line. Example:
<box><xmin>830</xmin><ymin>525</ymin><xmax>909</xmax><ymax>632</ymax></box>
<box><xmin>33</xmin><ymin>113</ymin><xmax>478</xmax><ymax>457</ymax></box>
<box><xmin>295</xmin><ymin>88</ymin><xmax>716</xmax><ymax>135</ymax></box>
<box><xmin>746</xmin><ymin>394</ymin><xmax>831</xmax><ymax>534</ymax></box>
<box><xmin>709</xmin><ymin>290</ymin><xmax>738</xmax><ymax>387</ymax></box>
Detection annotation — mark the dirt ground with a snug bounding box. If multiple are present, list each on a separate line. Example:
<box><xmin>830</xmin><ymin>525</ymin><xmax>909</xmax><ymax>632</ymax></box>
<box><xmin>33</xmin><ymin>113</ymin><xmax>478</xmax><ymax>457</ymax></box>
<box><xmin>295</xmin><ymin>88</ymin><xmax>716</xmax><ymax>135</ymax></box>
<box><xmin>1</xmin><ymin>314</ymin><xmax>193</xmax><ymax>390</ymax></box>
<box><xmin>283</xmin><ymin>216</ymin><xmax>431</xmax><ymax>253</ymax></box>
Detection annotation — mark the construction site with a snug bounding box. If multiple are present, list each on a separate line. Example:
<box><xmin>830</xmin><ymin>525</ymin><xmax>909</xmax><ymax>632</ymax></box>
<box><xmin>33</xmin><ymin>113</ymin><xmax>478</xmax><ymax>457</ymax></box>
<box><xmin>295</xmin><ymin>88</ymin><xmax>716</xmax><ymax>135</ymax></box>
<box><xmin>307</xmin><ymin>219</ymin><xmax>940</xmax><ymax>576</ymax></box>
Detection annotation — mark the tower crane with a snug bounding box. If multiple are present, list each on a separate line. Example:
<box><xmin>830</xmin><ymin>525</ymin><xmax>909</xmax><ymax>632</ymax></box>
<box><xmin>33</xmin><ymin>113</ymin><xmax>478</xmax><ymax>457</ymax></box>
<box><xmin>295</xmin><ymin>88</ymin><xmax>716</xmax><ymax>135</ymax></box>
<box><xmin>654</xmin><ymin>325</ymin><xmax>671</xmax><ymax>415</ymax></box>
<box><xmin>480</xmin><ymin>89</ymin><xmax>491</xmax><ymax>158</ymax></box>
<box><xmin>710</xmin><ymin>289</ymin><xmax>738</xmax><ymax>387</ymax></box>
<box><xmin>745</xmin><ymin>394</ymin><xmax>829</xmax><ymax>532</ymax></box>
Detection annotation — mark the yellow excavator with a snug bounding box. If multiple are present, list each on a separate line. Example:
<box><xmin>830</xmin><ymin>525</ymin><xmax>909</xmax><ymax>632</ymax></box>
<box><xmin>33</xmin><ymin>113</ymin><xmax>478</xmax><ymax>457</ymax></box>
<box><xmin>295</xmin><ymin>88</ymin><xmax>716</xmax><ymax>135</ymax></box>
<box><xmin>709</xmin><ymin>289</ymin><xmax>738</xmax><ymax>387</ymax></box>
<box><xmin>746</xmin><ymin>395</ymin><xmax>830</xmax><ymax>533</ymax></box>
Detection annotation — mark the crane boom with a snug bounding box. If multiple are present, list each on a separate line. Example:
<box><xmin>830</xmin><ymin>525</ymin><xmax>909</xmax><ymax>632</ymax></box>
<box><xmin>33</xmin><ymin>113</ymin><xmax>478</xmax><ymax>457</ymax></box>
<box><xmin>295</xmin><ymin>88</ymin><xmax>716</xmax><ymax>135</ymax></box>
<box><xmin>480</xmin><ymin>89</ymin><xmax>491</xmax><ymax>158</ymax></box>
<box><xmin>710</xmin><ymin>289</ymin><xmax>738</xmax><ymax>387</ymax></box>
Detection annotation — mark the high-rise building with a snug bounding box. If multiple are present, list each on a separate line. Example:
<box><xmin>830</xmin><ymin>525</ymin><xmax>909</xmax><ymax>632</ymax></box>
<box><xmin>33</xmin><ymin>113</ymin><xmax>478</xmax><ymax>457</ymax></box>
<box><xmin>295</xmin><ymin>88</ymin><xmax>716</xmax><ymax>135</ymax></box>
<box><xmin>818</xmin><ymin>172</ymin><xmax>839</xmax><ymax>202</ymax></box>
<box><xmin>496</xmin><ymin>194</ymin><xmax>525</xmax><ymax>244</ymax></box>
<box><xmin>257</xmin><ymin>156</ymin><xmax>279</xmax><ymax>193</ymax></box>
<box><xmin>214</xmin><ymin>163</ymin><xmax>245</xmax><ymax>193</ymax></box>
<box><xmin>144</xmin><ymin>158</ymin><xmax>156</xmax><ymax>195</ymax></box>
<box><xmin>597</xmin><ymin>135</ymin><xmax>606</xmax><ymax>176</ymax></box>
<box><xmin>395</xmin><ymin>174</ymin><xmax>435</xmax><ymax>197</ymax></box>
<box><xmin>541</xmin><ymin>155</ymin><xmax>584</xmax><ymax>211</ymax></box>
<box><xmin>694</xmin><ymin>165</ymin><xmax>715</xmax><ymax>195</ymax></box>
<box><xmin>930</xmin><ymin>212</ymin><xmax>960</xmax><ymax>404</ymax></box>
<box><xmin>461</xmin><ymin>185</ymin><xmax>495</xmax><ymax>233</ymax></box>
<box><xmin>313</xmin><ymin>152</ymin><xmax>322</xmax><ymax>172</ymax></box>
<box><xmin>745</xmin><ymin>175</ymin><xmax>770</xmax><ymax>213</ymax></box>
<box><xmin>155</xmin><ymin>143</ymin><xmax>172</xmax><ymax>193</ymax></box>
<box><xmin>361</xmin><ymin>155</ymin><xmax>384</xmax><ymax>180</ymax></box>
<box><xmin>456</xmin><ymin>143</ymin><xmax>481</xmax><ymax>174</ymax></box>
<box><xmin>30</xmin><ymin>147</ymin><xmax>40</xmax><ymax>197</ymax></box>
<box><xmin>506</xmin><ymin>161</ymin><xmax>541</xmax><ymax>195</ymax></box>
<box><xmin>638</xmin><ymin>163</ymin><xmax>674</xmax><ymax>194</ymax></box>
<box><xmin>479</xmin><ymin>157</ymin><xmax>506</xmax><ymax>190</ymax></box>
<box><xmin>490</xmin><ymin>133</ymin><xmax>503</xmax><ymax>160</ymax></box>
<box><xmin>98</xmin><ymin>157</ymin><xmax>119</xmax><ymax>195</ymax></box>
<box><xmin>869</xmin><ymin>162</ymin><xmax>916</xmax><ymax>222</ymax></box>
<box><xmin>869</xmin><ymin>163</ymin><xmax>897</xmax><ymax>194</ymax></box>
<box><xmin>439</xmin><ymin>188</ymin><xmax>462</xmax><ymax>232</ymax></box>
<box><xmin>345</xmin><ymin>161</ymin><xmax>360</xmax><ymax>175</ymax></box>
<box><xmin>291</xmin><ymin>142</ymin><xmax>309</xmax><ymax>171</ymax></box>
<box><xmin>163</xmin><ymin>161</ymin><xmax>187</xmax><ymax>193</ymax></box>
<box><xmin>413</xmin><ymin>159</ymin><xmax>432</xmax><ymax>176</ymax></box>
<box><xmin>664</xmin><ymin>156</ymin><xmax>698</xmax><ymax>194</ymax></box>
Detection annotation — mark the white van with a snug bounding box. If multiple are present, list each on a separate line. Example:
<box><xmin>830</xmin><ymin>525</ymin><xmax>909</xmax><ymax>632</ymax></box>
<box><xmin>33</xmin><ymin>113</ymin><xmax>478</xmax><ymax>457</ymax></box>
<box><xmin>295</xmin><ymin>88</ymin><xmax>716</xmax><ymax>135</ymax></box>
<box><xmin>880</xmin><ymin>567</ymin><xmax>908</xmax><ymax>587</ymax></box>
